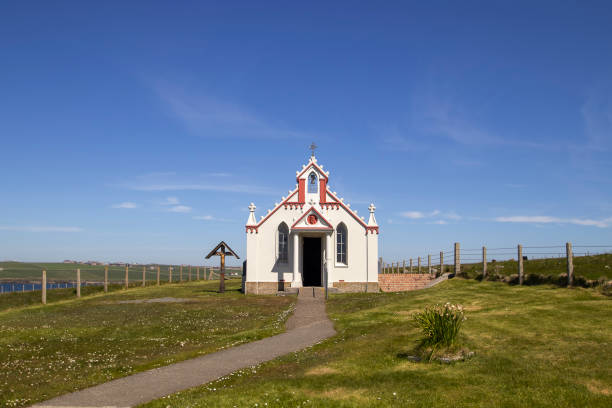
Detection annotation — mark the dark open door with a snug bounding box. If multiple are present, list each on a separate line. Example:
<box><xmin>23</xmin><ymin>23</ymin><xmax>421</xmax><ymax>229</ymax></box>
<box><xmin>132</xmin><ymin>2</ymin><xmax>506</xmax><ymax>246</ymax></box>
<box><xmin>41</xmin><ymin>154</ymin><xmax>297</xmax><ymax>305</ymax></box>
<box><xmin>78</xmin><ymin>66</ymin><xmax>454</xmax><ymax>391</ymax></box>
<box><xmin>302</xmin><ymin>237</ymin><xmax>322</xmax><ymax>286</ymax></box>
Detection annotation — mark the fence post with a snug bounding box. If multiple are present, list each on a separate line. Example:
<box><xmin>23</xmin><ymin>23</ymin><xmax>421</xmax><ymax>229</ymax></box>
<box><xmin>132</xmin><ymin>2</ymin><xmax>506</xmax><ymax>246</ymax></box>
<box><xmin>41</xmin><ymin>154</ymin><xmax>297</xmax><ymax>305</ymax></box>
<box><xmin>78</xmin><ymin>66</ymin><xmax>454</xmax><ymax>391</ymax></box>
<box><xmin>482</xmin><ymin>246</ymin><xmax>487</xmax><ymax>279</ymax></box>
<box><xmin>197</xmin><ymin>266</ymin><xmax>200</xmax><ymax>280</ymax></box>
<box><xmin>428</xmin><ymin>255</ymin><xmax>432</xmax><ymax>274</ymax></box>
<box><xmin>125</xmin><ymin>265</ymin><xmax>129</xmax><ymax>289</ymax></box>
<box><xmin>142</xmin><ymin>265</ymin><xmax>146</xmax><ymax>287</ymax></box>
<box><xmin>418</xmin><ymin>257</ymin><xmax>421</xmax><ymax>273</ymax></box>
<box><xmin>157</xmin><ymin>265</ymin><xmax>160</xmax><ymax>286</ymax></box>
<box><xmin>518</xmin><ymin>244</ymin><xmax>524</xmax><ymax>285</ymax></box>
<box><xmin>77</xmin><ymin>269</ymin><xmax>81</xmax><ymax>298</ymax></box>
<box><xmin>42</xmin><ymin>270</ymin><xmax>47</xmax><ymax>304</ymax></box>
<box><xmin>104</xmin><ymin>265</ymin><xmax>108</xmax><ymax>293</ymax></box>
<box><xmin>189</xmin><ymin>265</ymin><xmax>192</xmax><ymax>282</ymax></box>
<box><xmin>409</xmin><ymin>258</ymin><xmax>413</xmax><ymax>273</ymax></box>
<box><xmin>454</xmin><ymin>242</ymin><xmax>460</xmax><ymax>275</ymax></box>
<box><xmin>209</xmin><ymin>267</ymin><xmax>214</xmax><ymax>280</ymax></box>
<box><xmin>439</xmin><ymin>251</ymin><xmax>444</xmax><ymax>277</ymax></box>
<box><xmin>566</xmin><ymin>242</ymin><xmax>573</xmax><ymax>287</ymax></box>
<box><xmin>402</xmin><ymin>260</ymin><xmax>406</xmax><ymax>273</ymax></box>
<box><xmin>169</xmin><ymin>266</ymin><xmax>173</xmax><ymax>283</ymax></box>
<box><xmin>180</xmin><ymin>265</ymin><xmax>183</xmax><ymax>282</ymax></box>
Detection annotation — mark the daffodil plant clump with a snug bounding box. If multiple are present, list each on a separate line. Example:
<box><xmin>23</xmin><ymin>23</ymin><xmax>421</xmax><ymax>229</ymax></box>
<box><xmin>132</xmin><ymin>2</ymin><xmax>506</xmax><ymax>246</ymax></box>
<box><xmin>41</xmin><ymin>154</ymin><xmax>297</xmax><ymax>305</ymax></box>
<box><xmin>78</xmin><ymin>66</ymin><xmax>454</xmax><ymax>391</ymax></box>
<box><xmin>413</xmin><ymin>303</ymin><xmax>466</xmax><ymax>355</ymax></box>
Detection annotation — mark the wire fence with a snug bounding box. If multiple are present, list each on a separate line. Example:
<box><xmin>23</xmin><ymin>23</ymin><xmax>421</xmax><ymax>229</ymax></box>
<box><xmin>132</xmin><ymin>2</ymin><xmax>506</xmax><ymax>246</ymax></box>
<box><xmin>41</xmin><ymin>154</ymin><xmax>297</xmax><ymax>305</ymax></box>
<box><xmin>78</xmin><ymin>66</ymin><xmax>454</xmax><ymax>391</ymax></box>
<box><xmin>0</xmin><ymin>262</ymin><xmax>244</xmax><ymax>295</ymax></box>
<box><xmin>380</xmin><ymin>243</ymin><xmax>612</xmax><ymax>284</ymax></box>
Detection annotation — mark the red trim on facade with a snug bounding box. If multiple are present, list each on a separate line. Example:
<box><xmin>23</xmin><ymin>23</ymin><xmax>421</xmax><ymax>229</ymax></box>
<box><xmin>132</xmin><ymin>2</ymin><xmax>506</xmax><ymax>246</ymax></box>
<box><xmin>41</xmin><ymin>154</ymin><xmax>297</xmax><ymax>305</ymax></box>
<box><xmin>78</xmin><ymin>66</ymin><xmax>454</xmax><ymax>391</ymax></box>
<box><xmin>296</xmin><ymin>161</ymin><xmax>329</xmax><ymax>181</ymax></box>
<box><xmin>298</xmin><ymin>179</ymin><xmax>305</xmax><ymax>203</ymax></box>
<box><xmin>319</xmin><ymin>179</ymin><xmax>327</xmax><ymax>203</ymax></box>
<box><xmin>366</xmin><ymin>226</ymin><xmax>379</xmax><ymax>235</ymax></box>
<box><xmin>321</xmin><ymin>203</ymin><xmax>340</xmax><ymax>210</ymax></box>
<box><xmin>290</xmin><ymin>206</ymin><xmax>334</xmax><ymax>230</ymax></box>
<box><xmin>250</xmin><ymin>190</ymin><xmax>297</xmax><ymax>229</ymax></box>
<box><xmin>326</xmin><ymin>189</ymin><xmax>369</xmax><ymax>229</ymax></box>
<box><xmin>246</xmin><ymin>226</ymin><xmax>259</xmax><ymax>233</ymax></box>
<box><xmin>283</xmin><ymin>202</ymin><xmax>305</xmax><ymax>210</ymax></box>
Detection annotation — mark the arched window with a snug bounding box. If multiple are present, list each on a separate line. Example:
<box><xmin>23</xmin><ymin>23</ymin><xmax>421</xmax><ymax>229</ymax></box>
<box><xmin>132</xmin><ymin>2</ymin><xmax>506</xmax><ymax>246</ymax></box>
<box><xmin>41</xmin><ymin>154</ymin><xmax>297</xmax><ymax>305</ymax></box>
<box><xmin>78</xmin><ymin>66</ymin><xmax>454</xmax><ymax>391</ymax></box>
<box><xmin>336</xmin><ymin>223</ymin><xmax>347</xmax><ymax>264</ymax></box>
<box><xmin>308</xmin><ymin>172</ymin><xmax>318</xmax><ymax>193</ymax></box>
<box><xmin>278</xmin><ymin>223</ymin><xmax>289</xmax><ymax>263</ymax></box>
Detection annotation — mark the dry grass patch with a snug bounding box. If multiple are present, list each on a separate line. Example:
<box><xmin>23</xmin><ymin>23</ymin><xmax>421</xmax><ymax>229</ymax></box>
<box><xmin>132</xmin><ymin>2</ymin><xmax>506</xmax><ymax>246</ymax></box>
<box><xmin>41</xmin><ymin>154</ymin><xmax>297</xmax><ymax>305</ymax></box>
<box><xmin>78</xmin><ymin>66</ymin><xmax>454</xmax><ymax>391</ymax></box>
<box><xmin>304</xmin><ymin>365</ymin><xmax>340</xmax><ymax>376</ymax></box>
<box><xmin>585</xmin><ymin>380</ymin><xmax>611</xmax><ymax>396</ymax></box>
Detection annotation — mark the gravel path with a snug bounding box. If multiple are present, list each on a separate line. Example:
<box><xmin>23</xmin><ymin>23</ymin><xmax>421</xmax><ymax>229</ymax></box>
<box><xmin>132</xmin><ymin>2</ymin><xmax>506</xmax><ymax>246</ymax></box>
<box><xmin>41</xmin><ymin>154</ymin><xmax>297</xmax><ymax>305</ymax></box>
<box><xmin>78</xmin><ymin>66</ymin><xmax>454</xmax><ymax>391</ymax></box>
<box><xmin>32</xmin><ymin>288</ymin><xmax>335</xmax><ymax>408</ymax></box>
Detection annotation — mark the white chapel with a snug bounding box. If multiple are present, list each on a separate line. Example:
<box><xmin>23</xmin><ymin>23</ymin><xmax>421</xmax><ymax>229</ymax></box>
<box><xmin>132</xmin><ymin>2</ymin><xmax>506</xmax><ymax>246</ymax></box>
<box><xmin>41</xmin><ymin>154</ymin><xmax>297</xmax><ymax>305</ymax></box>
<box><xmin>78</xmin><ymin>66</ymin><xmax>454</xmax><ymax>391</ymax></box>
<box><xmin>244</xmin><ymin>152</ymin><xmax>379</xmax><ymax>294</ymax></box>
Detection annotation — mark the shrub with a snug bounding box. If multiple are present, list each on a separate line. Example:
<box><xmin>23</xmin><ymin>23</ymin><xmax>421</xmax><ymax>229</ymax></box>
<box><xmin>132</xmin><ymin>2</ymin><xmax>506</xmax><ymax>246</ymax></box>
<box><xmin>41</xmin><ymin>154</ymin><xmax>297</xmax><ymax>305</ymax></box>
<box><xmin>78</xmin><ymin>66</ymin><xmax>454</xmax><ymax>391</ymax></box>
<box><xmin>413</xmin><ymin>303</ymin><xmax>466</xmax><ymax>350</ymax></box>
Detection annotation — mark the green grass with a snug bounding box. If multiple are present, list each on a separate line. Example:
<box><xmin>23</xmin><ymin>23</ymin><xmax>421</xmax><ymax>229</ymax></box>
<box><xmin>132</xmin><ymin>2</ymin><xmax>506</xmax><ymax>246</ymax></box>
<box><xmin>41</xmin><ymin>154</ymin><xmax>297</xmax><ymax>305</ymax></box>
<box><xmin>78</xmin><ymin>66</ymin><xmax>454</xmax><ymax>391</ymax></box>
<box><xmin>141</xmin><ymin>279</ymin><xmax>612</xmax><ymax>408</ymax></box>
<box><xmin>0</xmin><ymin>261</ymin><xmax>242</xmax><ymax>282</ymax></box>
<box><xmin>0</xmin><ymin>280</ymin><xmax>295</xmax><ymax>408</ymax></box>
<box><xmin>460</xmin><ymin>253</ymin><xmax>612</xmax><ymax>280</ymax></box>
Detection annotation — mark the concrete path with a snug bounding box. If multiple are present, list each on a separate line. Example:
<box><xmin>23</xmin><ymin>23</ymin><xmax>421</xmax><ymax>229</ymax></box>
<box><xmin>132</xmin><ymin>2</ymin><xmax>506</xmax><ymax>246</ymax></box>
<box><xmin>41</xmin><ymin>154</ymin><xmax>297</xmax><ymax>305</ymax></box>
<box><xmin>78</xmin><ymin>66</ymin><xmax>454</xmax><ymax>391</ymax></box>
<box><xmin>32</xmin><ymin>288</ymin><xmax>335</xmax><ymax>408</ymax></box>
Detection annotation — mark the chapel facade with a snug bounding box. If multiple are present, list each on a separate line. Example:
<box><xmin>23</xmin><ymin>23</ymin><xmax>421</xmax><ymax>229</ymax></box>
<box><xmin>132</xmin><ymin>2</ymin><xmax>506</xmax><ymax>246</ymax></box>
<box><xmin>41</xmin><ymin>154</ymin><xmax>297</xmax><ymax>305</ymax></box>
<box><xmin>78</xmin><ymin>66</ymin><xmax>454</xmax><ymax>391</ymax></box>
<box><xmin>244</xmin><ymin>154</ymin><xmax>379</xmax><ymax>294</ymax></box>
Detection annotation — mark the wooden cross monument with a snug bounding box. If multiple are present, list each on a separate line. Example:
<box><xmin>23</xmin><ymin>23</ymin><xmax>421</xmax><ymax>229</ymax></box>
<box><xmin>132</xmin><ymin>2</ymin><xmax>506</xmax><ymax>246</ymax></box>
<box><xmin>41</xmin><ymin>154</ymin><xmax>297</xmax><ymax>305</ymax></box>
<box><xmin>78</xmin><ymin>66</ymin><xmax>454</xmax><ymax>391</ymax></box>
<box><xmin>205</xmin><ymin>241</ymin><xmax>240</xmax><ymax>293</ymax></box>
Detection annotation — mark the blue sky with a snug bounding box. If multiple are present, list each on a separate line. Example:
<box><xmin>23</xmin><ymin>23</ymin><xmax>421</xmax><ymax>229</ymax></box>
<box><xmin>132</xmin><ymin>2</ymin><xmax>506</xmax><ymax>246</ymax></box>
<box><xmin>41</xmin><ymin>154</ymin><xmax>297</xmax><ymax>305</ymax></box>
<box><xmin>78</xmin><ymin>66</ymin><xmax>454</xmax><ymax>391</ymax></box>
<box><xmin>1</xmin><ymin>1</ymin><xmax>611</xmax><ymax>266</ymax></box>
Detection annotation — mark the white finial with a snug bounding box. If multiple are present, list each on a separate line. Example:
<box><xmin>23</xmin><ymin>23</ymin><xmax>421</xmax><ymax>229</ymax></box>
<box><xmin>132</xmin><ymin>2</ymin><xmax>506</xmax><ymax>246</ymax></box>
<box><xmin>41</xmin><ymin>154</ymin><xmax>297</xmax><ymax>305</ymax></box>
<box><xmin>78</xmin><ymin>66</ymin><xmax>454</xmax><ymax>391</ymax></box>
<box><xmin>368</xmin><ymin>203</ymin><xmax>378</xmax><ymax>227</ymax></box>
<box><xmin>246</xmin><ymin>203</ymin><xmax>257</xmax><ymax>226</ymax></box>
<box><xmin>288</xmin><ymin>190</ymin><xmax>292</xmax><ymax>194</ymax></box>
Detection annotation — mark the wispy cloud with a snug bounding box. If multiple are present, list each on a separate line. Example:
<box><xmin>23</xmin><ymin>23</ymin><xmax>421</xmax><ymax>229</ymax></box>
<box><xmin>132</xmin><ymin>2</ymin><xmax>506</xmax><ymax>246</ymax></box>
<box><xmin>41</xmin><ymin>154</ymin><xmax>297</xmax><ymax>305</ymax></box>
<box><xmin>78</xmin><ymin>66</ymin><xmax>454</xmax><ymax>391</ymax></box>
<box><xmin>0</xmin><ymin>226</ymin><xmax>83</xmax><ymax>232</ymax></box>
<box><xmin>495</xmin><ymin>215</ymin><xmax>612</xmax><ymax>228</ymax></box>
<box><xmin>193</xmin><ymin>215</ymin><xmax>214</xmax><ymax>221</ymax></box>
<box><xmin>111</xmin><ymin>202</ymin><xmax>138</xmax><ymax>209</ymax></box>
<box><xmin>153</xmin><ymin>81</ymin><xmax>316</xmax><ymax>140</ymax></box>
<box><xmin>581</xmin><ymin>87</ymin><xmax>612</xmax><ymax>151</ymax></box>
<box><xmin>119</xmin><ymin>172</ymin><xmax>276</xmax><ymax>195</ymax></box>
<box><xmin>160</xmin><ymin>196</ymin><xmax>180</xmax><ymax>205</ymax></box>
<box><xmin>193</xmin><ymin>215</ymin><xmax>233</xmax><ymax>222</ymax></box>
<box><xmin>382</xmin><ymin>92</ymin><xmax>556</xmax><ymax>152</ymax></box>
<box><xmin>168</xmin><ymin>205</ymin><xmax>192</xmax><ymax>213</ymax></box>
<box><xmin>400</xmin><ymin>210</ymin><xmax>459</xmax><ymax>223</ymax></box>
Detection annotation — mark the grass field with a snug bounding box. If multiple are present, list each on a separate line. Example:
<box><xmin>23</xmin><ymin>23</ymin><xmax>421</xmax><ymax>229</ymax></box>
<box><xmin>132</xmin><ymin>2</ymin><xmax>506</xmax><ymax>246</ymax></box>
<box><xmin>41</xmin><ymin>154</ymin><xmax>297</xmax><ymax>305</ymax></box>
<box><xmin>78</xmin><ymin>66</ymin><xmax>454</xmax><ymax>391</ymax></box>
<box><xmin>0</xmin><ymin>261</ymin><xmax>242</xmax><ymax>282</ymax></box>
<box><xmin>0</xmin><ymin>280</ymin><xmax>295</xmax><ymax>408</ymax></box>
<box><xmin>142</xmin><ymin>279</ymin><xmax>612</xmax><ymax>408</ymax></box>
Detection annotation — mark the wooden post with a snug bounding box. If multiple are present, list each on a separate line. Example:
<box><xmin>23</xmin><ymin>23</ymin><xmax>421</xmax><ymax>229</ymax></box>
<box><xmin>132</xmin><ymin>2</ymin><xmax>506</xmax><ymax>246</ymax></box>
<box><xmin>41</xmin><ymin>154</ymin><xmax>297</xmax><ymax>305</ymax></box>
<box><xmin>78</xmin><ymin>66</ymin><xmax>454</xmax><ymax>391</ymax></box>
<box><xmin>142</xmin><ymin>265</ymin><xmax>146</xmax><ymax>287</ymax></box>
<box><xmin>42</xmin><ymin>270</ymin><xmax>47</xmax><ymax>304</ymax></box>
<box><xmin>77</xmin><ymin>269</ymin><xmax>81</xmax><ymax>298</ymax></box>
<box><xmin>157</xmin><ymin>265</ymin><xmax>160</xmax><ymax>286</ymax></box>
<box><xmin>180</xmin><ymin>265</ymin><xmax>183</xmax><ymax>282</ymax></box>
<box><xmin>409</xmin><ymin>258</ymin><xmax>413</xmax><ymax>273</ymax></box>
<box><xmin>125</xmin><ymin>265</ymin><xmax>129</xmax><ymax>289</ymax></box>
<box><xmin>104</xmin><ymin>265</ymin><xmax>108</xmax><ymax>293</ymax></box>
<box><xmin>518</xmin><ymin>244</ymin><xmax>524</xmax><ymax>285</ymax></box>
<box><xmin>169</xmin><ymin>266</ymin><xmax>173</xmax><ymax>283</ymax></box>
<box><xmin>416</xmin><ymin>257</ymin><xmax>420</xmax><ymax>273</ymax></box>
<box><xmin>197</xmin><ymin>266</ymin><xmax>200</xmax><ymax>280</ymax></box>
<box><xmin>428</xmin><ymin>255</ymin><xmax>432</xmax><ymax>274</ymax></box>
<box><xmin>189</xmin><ymin>265</ymin><xmax>192</xmax><ymax>281</ymax></box>
<box><xmin>454</xmin><ymin>242</ymin><xmax>460</xmax><ymax>275</ymax></box>
<box><xmin>220</xmin><ymin>253</ymin><xmax>225</xmax><ymax>293</ymax></box>
<box><xmin>482</xmin><ymin>246</ymin><xmax>487</xmax><ymax>279</ymax></box>
<box><xmin>566</xmin><ymin>242</ymin><xmax>573</xmax><ymax>287</ymax></box>
<box><xmin>402</xmin><ymin>260</ymin><xmax>406</xmax><ymax>273</ymax></box>
<box><xmin>439</xmin><ymin>251</ymin><xmax>444</xmax><ymax>277</ymax></box>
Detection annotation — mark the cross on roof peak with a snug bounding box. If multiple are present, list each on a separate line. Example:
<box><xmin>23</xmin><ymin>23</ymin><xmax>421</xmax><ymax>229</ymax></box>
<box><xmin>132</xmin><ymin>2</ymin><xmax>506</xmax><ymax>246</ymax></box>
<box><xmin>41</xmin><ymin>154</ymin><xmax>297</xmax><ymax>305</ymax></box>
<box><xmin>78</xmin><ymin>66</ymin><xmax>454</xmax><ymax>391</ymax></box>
<box><xmin>309</xmin><ymin>142</ymin><xmax>317</xmax><ymax>157</ymax></box>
